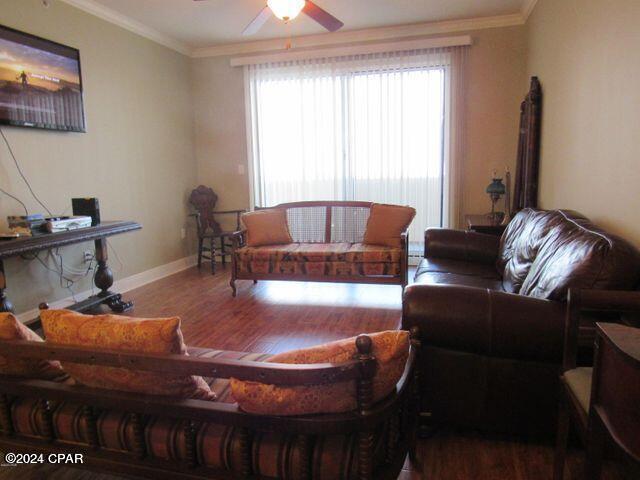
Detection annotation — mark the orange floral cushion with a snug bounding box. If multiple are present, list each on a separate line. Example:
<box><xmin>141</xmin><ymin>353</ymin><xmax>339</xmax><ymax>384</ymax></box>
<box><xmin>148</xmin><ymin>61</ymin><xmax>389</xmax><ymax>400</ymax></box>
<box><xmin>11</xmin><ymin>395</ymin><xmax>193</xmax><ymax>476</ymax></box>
<box><xmin>0</xmin><ymin>313</ymin><xmax>67</xmax><ymax>381</ymax></box>
<box><xmin>40</xmin><ymin>310</ymin><xmax>216</xmax><ymax>400</ymax></box>
<box><xmin>242</xmin><ymin>209</ymin><xmax>293</xmax><ymax>247</ymax></box>
<box><xmin>363</xmin><ymin>203</ymin><xmax>416</xmax><ymax>248</ymax></box>
<box><xmin>230</xmin><ymin>330</ymin><xmax>409</xmax><ymax>416</ymax></box>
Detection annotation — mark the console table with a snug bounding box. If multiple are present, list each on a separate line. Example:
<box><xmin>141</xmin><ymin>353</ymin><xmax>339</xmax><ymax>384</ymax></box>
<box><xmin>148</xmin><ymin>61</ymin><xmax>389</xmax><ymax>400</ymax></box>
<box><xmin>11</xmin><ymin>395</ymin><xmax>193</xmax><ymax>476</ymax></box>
<box><xmin>0</xmin><ymin>221</ymin><xmax>141</xmax><ymax>322</ymax></box>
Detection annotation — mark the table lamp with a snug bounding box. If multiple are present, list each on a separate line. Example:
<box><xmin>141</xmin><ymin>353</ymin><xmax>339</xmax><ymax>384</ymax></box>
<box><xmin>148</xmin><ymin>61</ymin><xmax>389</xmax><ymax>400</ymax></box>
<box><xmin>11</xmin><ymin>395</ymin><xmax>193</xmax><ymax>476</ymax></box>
<box><xmin>486</xmin><ymin>174</ymin><xmax>506</xmax><ymax>225</ymax></box>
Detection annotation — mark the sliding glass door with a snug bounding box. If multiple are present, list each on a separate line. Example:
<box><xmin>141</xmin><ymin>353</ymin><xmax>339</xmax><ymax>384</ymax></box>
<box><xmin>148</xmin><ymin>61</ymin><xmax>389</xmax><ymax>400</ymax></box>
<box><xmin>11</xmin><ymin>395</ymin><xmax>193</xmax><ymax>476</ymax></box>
<box><xmin>246</xmin><ymin>50</ymin><xmax>452</xmax><ymax>251</ymax></box>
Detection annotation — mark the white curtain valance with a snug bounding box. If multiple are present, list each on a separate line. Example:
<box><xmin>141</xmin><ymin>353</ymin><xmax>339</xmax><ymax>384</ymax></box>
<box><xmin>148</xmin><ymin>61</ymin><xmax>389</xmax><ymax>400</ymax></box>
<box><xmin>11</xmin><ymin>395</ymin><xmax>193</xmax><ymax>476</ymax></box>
<box><xmin>230</xmin><ymin>35</ymin><xmax>472</xmax><ymax>67</ymax></box>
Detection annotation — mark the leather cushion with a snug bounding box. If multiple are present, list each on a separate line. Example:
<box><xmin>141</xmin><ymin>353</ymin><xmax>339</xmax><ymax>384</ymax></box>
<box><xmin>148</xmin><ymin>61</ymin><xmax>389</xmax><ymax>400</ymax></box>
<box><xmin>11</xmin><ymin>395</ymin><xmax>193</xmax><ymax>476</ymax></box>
<box><xmin>520</xmin><ymin>214</ymin><xmax>640</xmax><ymax>300</ymax></box>
<box><xmin>415</xmin><ymin>258</ymin><xmax>501</xmax><ymax>279</ymax></box>
<box><xmin>498</xmin><ymin>209</ymin><xmax>566</xmax><ymax>293</ymax></box>
<box><xmin>413</xmin><ymin>270</ymin><xmax>505</xmax><ymax>291</ymax></box>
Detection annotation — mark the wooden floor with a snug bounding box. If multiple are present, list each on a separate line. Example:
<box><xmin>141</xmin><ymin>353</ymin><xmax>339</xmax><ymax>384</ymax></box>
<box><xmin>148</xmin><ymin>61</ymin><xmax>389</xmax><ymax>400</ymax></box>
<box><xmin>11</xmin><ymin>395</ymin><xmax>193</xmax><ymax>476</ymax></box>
<box><xmin>2</xmin><ymin>267</ymin><xmax>625</xmax><ymax>479</ymax></box>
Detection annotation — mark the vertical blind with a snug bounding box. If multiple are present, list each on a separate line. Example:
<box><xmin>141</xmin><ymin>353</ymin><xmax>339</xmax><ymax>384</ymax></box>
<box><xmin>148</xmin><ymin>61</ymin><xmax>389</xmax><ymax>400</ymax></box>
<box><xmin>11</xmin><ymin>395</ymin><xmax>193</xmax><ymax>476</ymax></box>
<box><xmin>245</xmin><ymin>46</ymin><xmax>468</xmax><ymax>249</ymax></box>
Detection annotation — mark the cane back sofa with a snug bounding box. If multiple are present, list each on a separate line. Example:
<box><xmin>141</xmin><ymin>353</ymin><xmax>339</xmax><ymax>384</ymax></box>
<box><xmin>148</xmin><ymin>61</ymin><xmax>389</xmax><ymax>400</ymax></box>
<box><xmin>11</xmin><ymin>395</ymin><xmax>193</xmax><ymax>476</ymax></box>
<box><xmin>229</xmin><ymin>201</ymin><xmax>409</xmax><ymax>297</ymax></box>
<box><xmin>0</xmin><ymin>330</ymin><xmax>420</xmax><ymax>480</ymax></box>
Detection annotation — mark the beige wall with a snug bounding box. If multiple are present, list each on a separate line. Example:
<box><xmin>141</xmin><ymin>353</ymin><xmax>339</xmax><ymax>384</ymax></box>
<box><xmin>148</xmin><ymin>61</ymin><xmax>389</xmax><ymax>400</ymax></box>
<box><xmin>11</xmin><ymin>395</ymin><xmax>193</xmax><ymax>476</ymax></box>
<box><xmin>527</xmin><ymin>0</ymin><xmax>640</xmax><ymax>245</ymax></box>
<box><xmin>192</xmin><ymin>26</ymin><xmax>527</xmax><ymax>228</ymax></box>
<box><xmin>0</xmin><ymin>0</ymin><xmax>197</xmax><ymax>314</ymax></box>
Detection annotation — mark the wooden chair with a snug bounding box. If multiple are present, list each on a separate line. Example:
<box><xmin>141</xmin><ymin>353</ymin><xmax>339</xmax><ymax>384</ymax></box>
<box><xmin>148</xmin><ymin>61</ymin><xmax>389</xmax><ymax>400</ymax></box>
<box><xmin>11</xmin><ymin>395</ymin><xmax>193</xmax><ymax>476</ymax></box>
<box><xmin>554</xmin><ymin>289</ymin><xmax>640</xmax><ymax>480</ymax></box>
<box><xmin>188</xmin><ymin>185</ymin><xmax>244</xmax><ymax>273</ymax></box>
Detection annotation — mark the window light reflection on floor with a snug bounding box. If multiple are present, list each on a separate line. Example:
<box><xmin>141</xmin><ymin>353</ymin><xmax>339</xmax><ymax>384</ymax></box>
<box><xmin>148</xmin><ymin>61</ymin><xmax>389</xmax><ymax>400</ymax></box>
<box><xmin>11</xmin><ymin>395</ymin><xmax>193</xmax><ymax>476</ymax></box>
<box><xmin>259</xmin><ymin>280</ymin><xmax>402</xmax><ymax>309</ymax></box>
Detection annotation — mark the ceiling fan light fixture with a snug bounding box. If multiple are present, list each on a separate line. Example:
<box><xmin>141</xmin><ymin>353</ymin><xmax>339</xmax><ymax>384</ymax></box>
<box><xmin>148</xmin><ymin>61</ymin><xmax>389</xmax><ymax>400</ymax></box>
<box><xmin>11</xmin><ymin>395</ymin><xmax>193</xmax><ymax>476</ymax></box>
<box><xmin>267</xmin><ymin>0</ymin><xmax>306</xmax><ymax>21</ymax></box>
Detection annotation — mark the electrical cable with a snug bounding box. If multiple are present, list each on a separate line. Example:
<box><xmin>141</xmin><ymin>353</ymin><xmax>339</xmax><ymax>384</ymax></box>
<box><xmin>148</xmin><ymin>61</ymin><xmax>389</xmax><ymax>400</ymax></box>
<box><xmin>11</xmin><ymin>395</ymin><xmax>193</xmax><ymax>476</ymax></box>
<box><xmin>35</xmin><ymin>250</ymin><xmax>96</xmax><ymax>302</ymax></box>
<box><xmin>0</xmin><ymin>127</ymin><xmax>53</xmax><ymax>216</ymax></box>
<box><xmin>0</xmin><ymin>186</ymin><xmax>28</xmax><ymax>215</ymax></box>
<box><xmin>108</xmin><ymin>243</ymin><xmax>124</xmax><ymax>272</ymax></box>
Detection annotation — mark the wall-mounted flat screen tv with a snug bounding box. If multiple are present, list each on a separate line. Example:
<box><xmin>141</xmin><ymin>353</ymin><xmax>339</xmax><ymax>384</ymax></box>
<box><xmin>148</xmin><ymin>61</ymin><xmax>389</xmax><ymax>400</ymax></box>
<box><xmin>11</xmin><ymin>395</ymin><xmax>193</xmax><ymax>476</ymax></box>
<box><xmin>0</xmin><ymin>24</ymin><xmax>85</xmax><ymax>132</ymax></box>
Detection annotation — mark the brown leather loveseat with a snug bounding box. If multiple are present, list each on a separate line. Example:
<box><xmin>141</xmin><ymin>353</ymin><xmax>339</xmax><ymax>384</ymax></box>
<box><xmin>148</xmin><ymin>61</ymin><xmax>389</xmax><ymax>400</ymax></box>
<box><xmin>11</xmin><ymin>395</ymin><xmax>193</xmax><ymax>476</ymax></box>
<box><xmin>402</xmin><ymin>209</ymin><xmax>640</xmax><ymax>434</ymax></box>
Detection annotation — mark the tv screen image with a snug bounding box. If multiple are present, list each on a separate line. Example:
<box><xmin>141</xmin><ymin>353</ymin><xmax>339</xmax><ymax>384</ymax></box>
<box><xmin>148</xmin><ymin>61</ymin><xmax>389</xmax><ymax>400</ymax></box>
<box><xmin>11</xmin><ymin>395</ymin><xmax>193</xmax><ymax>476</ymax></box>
<box><xmin>0</xmin><ymin>24</ymin><xmax>85</xmax><ymax>132</ymax></box>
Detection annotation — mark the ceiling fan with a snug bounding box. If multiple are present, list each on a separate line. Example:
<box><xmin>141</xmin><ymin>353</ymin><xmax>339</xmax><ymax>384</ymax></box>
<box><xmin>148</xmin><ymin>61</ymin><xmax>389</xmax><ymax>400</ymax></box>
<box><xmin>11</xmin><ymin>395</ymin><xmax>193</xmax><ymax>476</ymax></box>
<box><xmin>194</xmin><ymin>0</ymin><xmax>344</xmax><ymax>36</ymax></box>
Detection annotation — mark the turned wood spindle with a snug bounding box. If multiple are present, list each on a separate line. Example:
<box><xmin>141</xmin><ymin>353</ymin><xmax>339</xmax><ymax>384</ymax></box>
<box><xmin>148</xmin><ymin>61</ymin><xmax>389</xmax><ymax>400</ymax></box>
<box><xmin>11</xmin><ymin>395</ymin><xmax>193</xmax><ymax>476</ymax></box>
<box><xmin>355</xmin><ymin>334</ymin><xmax>376</xmax><ymax>480</ymax></box>
<box><xmin>39</xmin><ymin>399</ymin><xmax>54</xmax><ymax>442</ymax></box>
<box><xmin>238</xmin><ymin>427</ymin><xmax>251</xmax><ymax>478</ymax></box>
<box><xmin>82</xmin><ymin>405</ymin><xmax>99</xmax><ymax>448</ymax></box>
<box><xmin>184</xmin><ymin>420</ymin><xmax>198</xmax><ymax>468</ymax></box>
<box><xmin>355</xmin><ymin>334</ymin><xmax>375</xmax><ymax>414</ymax></box>
<box><xmin>130</xmin><ymin>413</ymin><xmax>146</xmax><ymax>459</ymax></box>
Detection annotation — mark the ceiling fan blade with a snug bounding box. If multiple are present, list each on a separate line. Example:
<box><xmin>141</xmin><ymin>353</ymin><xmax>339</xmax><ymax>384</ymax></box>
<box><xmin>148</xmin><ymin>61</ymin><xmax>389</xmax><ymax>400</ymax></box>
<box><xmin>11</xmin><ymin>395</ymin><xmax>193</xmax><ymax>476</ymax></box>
<box><xmin>242</xmin><ymin>6</ymin><xmax>272</xmax><ymax>36</ymax></box>
<box><xmin>303</xmin><ymin>1</ymin><xmax>344</xmax><ymax>32</ymax></box>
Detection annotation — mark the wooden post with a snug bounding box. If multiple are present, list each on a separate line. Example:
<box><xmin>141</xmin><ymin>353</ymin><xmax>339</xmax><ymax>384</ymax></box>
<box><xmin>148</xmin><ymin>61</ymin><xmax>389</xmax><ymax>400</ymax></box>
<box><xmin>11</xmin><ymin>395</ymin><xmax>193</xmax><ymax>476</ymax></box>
<box><xmin>409</xmin><ymin>326</ymin><xmax>422</xmax><ymax>462</ymax></box>
<box><xmin>356</xmin><ymin>335</ymin><xmax>375</xmax><ymax>480</ymax></box>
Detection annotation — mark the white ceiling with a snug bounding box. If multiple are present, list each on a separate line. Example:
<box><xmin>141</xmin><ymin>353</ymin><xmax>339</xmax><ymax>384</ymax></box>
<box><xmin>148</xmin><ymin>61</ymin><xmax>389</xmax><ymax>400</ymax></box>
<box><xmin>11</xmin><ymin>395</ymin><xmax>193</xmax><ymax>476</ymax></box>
<box><xmin>83</xmin><ymin>0</ymin><xmax>528</xmax><ymax>50</ymax></box>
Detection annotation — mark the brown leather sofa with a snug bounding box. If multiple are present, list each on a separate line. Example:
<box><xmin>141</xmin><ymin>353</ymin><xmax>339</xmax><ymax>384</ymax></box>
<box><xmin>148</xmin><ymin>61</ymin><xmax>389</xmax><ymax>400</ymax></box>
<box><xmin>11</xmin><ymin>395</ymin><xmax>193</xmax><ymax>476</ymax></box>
<box><xmin>402</xmin><ymin>209</ymin><xmax>640</xmax><ymax>434</ymax></box>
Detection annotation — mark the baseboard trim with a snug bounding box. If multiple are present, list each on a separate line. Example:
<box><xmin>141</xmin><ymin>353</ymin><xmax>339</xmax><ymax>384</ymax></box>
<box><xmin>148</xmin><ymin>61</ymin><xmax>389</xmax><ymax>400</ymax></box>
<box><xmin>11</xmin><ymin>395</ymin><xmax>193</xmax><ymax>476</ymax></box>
<box><xmin>16</xmin><ymin>255</ymin><xmax>197</xmax><ymax>323</ymax></box>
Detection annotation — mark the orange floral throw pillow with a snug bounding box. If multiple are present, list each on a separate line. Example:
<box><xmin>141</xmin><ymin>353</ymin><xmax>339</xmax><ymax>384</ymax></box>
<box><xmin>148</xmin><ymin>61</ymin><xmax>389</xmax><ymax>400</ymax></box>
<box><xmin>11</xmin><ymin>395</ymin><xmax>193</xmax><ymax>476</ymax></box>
<box><xmin>0</xmin><ymin>313</ymin><xmax>67</xmax><ymax>381</ymax></box>
<box><xmin>363</xmin><ymin>203</ymin><xmax>416</xmax><ymax>248</ymax></box>
<box><xmin>230</xmin><ymin>330</ymin><xmax>409</xmax><ymax>416</ymax></box>
<box><xmin>40</xmin><ymin>310</ymin><xmax>216</xmax><ymax>401</ymax></box>
<box><xmin>242</xmin><ymin>209</ymin><xmax>293</xmax><ymax>247</ymax></box>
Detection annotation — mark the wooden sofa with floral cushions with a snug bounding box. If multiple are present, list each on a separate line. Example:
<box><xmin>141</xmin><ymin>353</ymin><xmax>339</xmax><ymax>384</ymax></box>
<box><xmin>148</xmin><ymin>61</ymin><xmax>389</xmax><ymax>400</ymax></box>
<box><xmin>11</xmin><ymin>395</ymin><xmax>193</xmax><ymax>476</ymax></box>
<box><xmin>0</xmin><ymin>309</ymin><xmax>420</xmax><ymax>480</ymax></box>
<box><xmin>229</xmin><ymin>201</ymin><xmax>416</xmax><ymax>296</ymax></box>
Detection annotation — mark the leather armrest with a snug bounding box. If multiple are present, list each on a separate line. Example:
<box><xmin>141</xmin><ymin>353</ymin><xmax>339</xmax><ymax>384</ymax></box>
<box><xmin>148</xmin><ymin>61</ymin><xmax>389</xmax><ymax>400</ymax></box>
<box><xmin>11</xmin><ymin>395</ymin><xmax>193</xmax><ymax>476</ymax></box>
<box><xmin>402</xmin><ymin>284</ymin><xmax>565</xmax><ymax>363</ymax></box>
<box><xmin>424</xmin><ymin>228</ymin><xmax>500</xmax><ymax>264</ymax></box>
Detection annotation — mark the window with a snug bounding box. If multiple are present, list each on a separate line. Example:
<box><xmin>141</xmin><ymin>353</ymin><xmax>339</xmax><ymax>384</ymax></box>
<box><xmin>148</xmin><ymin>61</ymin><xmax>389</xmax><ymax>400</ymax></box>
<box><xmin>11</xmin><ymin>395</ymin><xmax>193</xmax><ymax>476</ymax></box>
<box><xmin>245</xmin><ymin>47</ymin><xmax>467</xmax><ymax>251</ymax></box>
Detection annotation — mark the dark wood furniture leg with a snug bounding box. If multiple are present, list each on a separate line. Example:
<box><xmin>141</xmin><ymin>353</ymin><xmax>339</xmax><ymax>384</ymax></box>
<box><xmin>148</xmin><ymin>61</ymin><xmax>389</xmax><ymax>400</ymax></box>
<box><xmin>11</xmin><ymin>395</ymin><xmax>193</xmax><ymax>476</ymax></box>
<box><xmin>93</xmin><ymin>238</ymin><xmax>133</xmax><ymax>313</ymax></box>
<box><xmin>210</xmin><ymin>237</ymin><xmax>216</xmax><ymax>274</ymax></box>
<box><xmin>197</xmin><ymin>238</ymin><xmax>203</xmax><ymax>269</ymax></box>
<box><xmin>220</xmin><ymin>237</ymin><xmax>226</xmax><ymax>267</ymax></box>
<box><xmin>0</xmin><ymin>260</ymin><xmax>14</xmax><ymax>313</ymax></box>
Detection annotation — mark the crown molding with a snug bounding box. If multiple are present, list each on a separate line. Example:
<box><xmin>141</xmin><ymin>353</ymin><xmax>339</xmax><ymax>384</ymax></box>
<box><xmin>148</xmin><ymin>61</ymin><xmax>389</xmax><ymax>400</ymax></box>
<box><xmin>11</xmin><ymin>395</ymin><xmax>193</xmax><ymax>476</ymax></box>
<box><xmin>58</xmin><ymin>0</ymin><xmax>537</xmax><ymax>59</ymax></box>
<box><xmin>192</xmin><ymin>13</ymin><xmax>525</xmax><ymax>58</ymax></box>
<box><xmin>521</xmin><ymin>0</ymin><xmax>540</xmax><ymax>21</ymax></box>
<box><xmin>58</xmin><ymin>0</ymin><xmax>191</xmax><ymax>55</ymax></box>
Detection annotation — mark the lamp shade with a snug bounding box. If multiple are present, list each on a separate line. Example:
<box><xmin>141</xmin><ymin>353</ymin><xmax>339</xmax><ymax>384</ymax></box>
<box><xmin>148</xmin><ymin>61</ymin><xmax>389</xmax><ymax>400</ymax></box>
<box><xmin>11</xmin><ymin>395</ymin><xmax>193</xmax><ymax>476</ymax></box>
<box><xmin>268</xmin><ymin>0</ymin><xmax>306</xmax><ymax>20</ymax></box>
<box><xmin>486</xmin><ymin>178</ymin><xmax>506</xmax><ymax>195</ymax></box>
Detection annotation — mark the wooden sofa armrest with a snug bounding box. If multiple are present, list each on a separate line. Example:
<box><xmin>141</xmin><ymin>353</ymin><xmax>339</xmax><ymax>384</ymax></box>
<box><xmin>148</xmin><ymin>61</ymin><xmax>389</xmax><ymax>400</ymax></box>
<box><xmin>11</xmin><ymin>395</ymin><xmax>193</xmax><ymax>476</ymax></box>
<box><xmin>562</xmin><ymin>289</ymin><xmax>640</xmax><ymax>371</ymax></box>
<box><xmin>229</xmin><ymin>229</ymin><xmax>247</xmax><ymax>249</ymax></box>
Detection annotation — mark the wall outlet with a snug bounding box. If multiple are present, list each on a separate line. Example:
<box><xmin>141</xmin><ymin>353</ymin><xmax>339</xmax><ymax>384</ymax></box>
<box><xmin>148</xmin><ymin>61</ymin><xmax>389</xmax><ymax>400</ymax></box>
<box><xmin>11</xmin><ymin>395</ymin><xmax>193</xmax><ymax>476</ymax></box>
<box><xmin>237</xmin><ymin>164</ymin><xmax>246</xmax><ymax>175</ymax></box>
<box><xmin>83</xmin><ymin>250</ymin><xmax>94</xmax><ymax>263</ymax></box>
<box><xmin>181</xmin><ymin>228</ymin><xmax>186</xmax><ymax>240</ymax></box>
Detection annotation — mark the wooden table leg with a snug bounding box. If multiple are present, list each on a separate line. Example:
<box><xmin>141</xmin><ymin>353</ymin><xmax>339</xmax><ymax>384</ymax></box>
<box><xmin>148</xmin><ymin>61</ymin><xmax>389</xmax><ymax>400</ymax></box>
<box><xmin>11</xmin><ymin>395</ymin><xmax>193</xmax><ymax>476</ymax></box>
<box><xmin>93</xmin><ymin>238</ymin><xmax>133</xmax><ymax>313</ymax></box>
<box><xmin>0</xmin><ymin>260</ymin><xmax>14</xmax><ymax>313</ymax></box>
